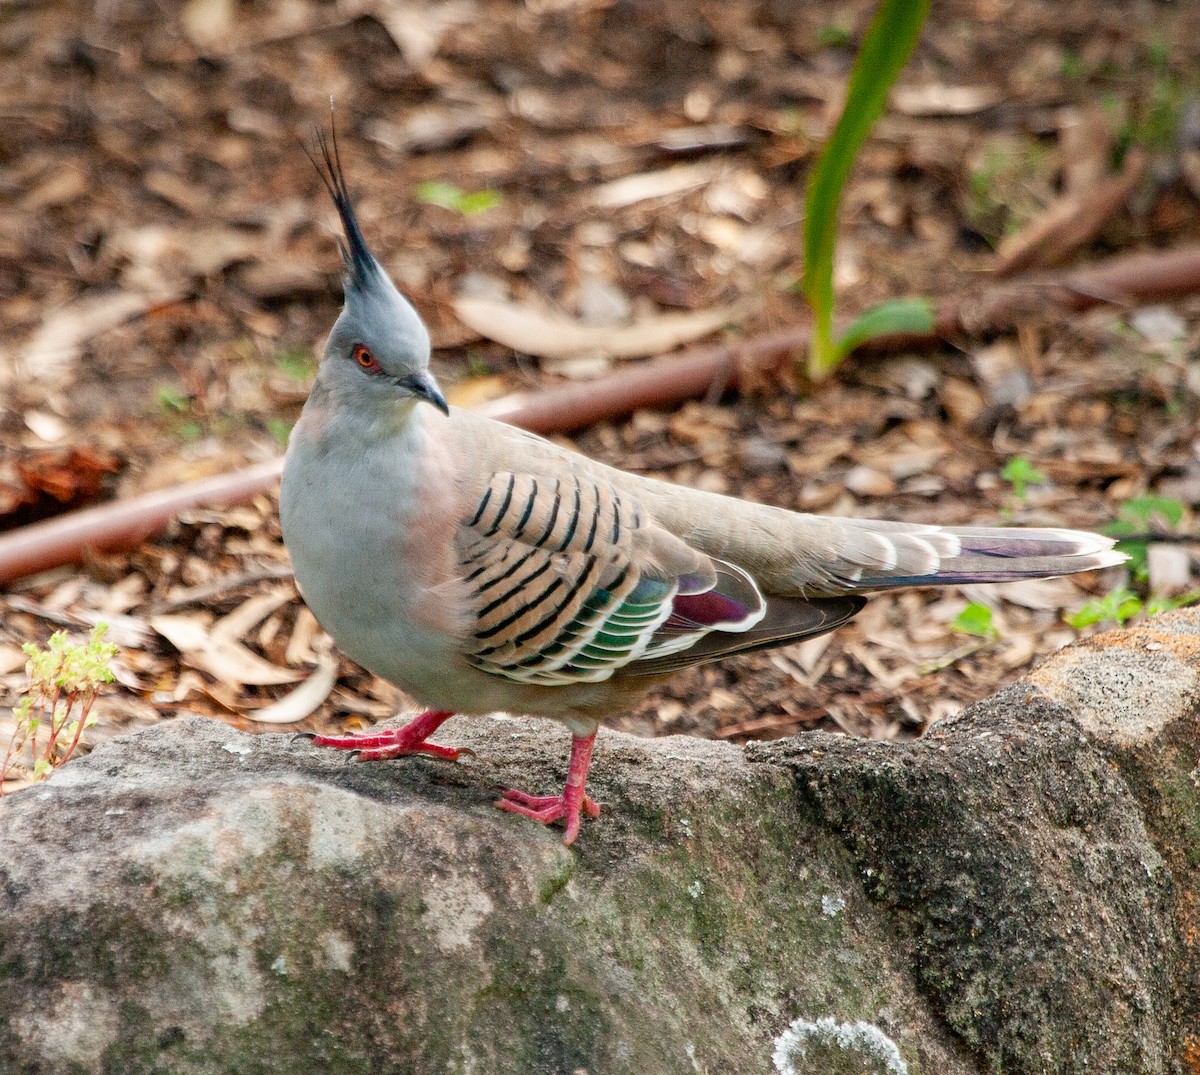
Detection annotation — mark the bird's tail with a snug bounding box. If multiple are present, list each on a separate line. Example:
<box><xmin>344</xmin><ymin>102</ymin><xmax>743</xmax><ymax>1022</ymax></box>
<box><xmin>799</xmin><ymin>520</ymin><xmax>1126</xmax><ymax>593</ymax></box>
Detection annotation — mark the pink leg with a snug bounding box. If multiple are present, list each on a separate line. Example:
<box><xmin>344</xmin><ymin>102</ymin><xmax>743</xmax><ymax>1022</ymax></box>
<box><xmin>495</xmin><ymin>731</ymin><xmax>601</xmax><ymax>845</ymax></box>
<box><xmin>309</xmin><ymin>710</ymin><xmax>460</xmax><ymax>762</ymax></box>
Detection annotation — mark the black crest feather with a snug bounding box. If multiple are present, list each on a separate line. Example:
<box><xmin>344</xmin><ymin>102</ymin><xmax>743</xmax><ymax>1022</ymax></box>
<box><xmin>304</xmin><ymin>119</ymin><xmax>380</xmax><ymax>288</ymax></box>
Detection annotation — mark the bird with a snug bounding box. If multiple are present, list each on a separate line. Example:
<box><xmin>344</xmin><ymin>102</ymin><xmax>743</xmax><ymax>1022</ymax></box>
<box><xmin>280</xmin><ymin>133</ymin><xmax>1126</xmax><ymax>845</ymax></box>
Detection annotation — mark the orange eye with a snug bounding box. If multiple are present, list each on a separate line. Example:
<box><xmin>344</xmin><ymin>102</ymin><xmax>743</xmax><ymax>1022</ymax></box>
<box><xmin>352</xmin><ymin>344</ymin><xmax>379</xmax><ymax>371</ymax></box>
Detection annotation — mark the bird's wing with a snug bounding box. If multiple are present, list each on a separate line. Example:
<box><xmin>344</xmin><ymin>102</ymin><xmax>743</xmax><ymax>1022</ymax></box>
<box><xmin>450</xmin><ymin>411</ymin><xmax>1122</xmax><ymax>599</ymax></box>
<box><xmin>455</xmin><ymin>470</ymin><xmax>811</xmax><ymax>685</ymax></box>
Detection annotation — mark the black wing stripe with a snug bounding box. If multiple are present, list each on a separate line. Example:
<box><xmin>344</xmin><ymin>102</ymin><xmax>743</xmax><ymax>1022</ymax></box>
<box><xmin>512</xmin><ymin>478</ymin><xmax>538</xmax><ymax>538</ymax></box>
<box><xmin>477</xmin><ymin>557</ymin><xmax>554</xmax><ymax>617</ymax></box>
<box><xmin>511</xmin><ymin>555</ymin><xmax>601</xmax><ymax>648</ymax></box>
<box><xmin>556</xmin><ymin>484</ymin><xmax>583</xmax><ymax>551</ymax></box>
<box><xmin>483</xmin><ymin>474</ymin><xmax>517</xmax><ymax>537</ymax></box>
<box><xmin>475</xmin><ymin>578</ymin><xmax>565</xmax><ymax>645</ymax></box>
<box><xmin>534</xmin><ymin>480</ymin><xmax>563</xmax><ymax>547</ymax></box>
<box><xmin>475</xmin><ymin>549</ymin><xmax>535</xmax><ymax>593</ymax></box>
<box><xmin>582</xmin><ymin>483</ymin><xmax>602</xmax><ymax>553</ymax></box>
<box><xmin>467</xmin><ymin>485</ymin><xmax>494</xmax><ymax>527</ymax></box>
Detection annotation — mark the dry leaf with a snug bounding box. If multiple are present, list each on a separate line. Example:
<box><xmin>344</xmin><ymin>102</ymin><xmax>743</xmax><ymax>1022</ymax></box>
<box><xmin>210</xmin><ymin>588</ymin><xmax>294</xmax><ymax>644</ymax></box>
<box><xmin>994</xmin><ymin>150</ymin><xmax>1145</xmax><ymax>276</ymax></box>
<box><xmin>150</xmin><ymin>611</ymin><xmax>301</xmax><ymax>688</ymax></box>
<box><xmin>247</xmin><ymin>652</ymin><xmax>339</xmax><ymax>724</ymax></box>
<box><xmin>21</xmin><ymin>292</ymin><xmax>164</xmax><ymax>380</ymax></box>
<box><xmin>591</xmin><ymin>162</ymin><xmax>722</xmax><ymax>209</ymax></box>
<box><xmin>963</xmin><ymin>577</ymin><xmax>1082</xmax><ymax>611</ymax></box>
<box><xmin>891</xmin><ymin>84</ymin><xmax>1003</xmax><ymax>117</ymax></box>
<box><xmin>355</xmin><ymin>0</ymin><xmax>476</xmax><ymax>69</ymax></box>
<box><xmin>453</xmin><ymin>295</ymin><xmax>740</xmax><ymax>361</ymax></box>
<box><xmin>181</xmin><ymin>0</ymin><xmax>235</xmax><ymax>48</ymax></box>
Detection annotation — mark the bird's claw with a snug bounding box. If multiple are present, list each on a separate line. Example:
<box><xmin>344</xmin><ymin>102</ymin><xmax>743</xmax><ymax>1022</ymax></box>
<box><xmin>495</xmin><ymin>787</ymin><xmax>601</xmax><ymax>845</ymax></box>
<box><xmin>306</xmin><ymin>714</ymin><xmax>461</xmax><ymax>763</ymax></box>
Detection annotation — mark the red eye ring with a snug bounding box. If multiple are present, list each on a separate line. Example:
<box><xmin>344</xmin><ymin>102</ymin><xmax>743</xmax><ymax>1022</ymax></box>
<box><xmin>352</xmin><ymin>343</ymin><xmax>380</xmax><ymax>372</ymax></box>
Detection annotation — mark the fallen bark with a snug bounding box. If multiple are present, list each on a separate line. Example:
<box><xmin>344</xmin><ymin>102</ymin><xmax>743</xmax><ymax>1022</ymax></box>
<box><xmin>2</xmin><ymin>243</ymin><xmax>1199</xmax><ymax>587</ymax></box>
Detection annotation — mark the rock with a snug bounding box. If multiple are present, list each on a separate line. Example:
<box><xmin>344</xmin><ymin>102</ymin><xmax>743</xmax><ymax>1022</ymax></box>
<box><xmin>0</xmin><ymin>717</ymin><xmax>967</xmax><ymax>1075</ymax></box>
<box><xmin>1</xmin><ymin>610</ymin><xmax>1199</xmax><ymax>1074</ymax></box>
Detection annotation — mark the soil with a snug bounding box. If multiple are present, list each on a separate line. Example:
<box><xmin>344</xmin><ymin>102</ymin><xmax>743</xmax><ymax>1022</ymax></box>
<box><xmin>1</xmin><ymin>0</ymin><xmax>1199</xmax><ymax>778</ymax></box>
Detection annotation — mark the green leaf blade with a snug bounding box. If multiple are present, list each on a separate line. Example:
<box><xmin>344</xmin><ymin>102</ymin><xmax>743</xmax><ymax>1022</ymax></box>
<box><xmin>833</xmin><ymin>297</ymin><xmax>935</xmax><ymax>364</ymax></box>
<box><xmin>802</xmin><ymin>0</ymin><xmax>931</xmax><ymax>378</ymax></box>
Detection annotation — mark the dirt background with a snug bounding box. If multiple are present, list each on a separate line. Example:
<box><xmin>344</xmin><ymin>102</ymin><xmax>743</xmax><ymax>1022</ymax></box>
<box><xmin>2</xmin><ymin>0</ymin><xmax>1199</xmax><ymax>773</ymax></box>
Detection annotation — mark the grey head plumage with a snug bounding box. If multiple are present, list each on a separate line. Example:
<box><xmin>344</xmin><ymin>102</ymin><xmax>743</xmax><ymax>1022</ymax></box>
<box><xmin>306</xmin><ymin>127</ymin><xmax>447</xmax><ymax>415</ymax></box>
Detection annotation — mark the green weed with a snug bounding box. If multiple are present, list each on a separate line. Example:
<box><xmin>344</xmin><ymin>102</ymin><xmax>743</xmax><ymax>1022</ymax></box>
<box><xmin>952</xmin><ymin>602</ymin><xmax>1000</xmax><ymax>640</ymax></box>
<box><xmin>1001</xmin><ymin>456</ymin><xmax>1047</xmax><ymax>501</ymax></box>
<box><xmin>1</xmin><ymin>625</ymin><xmax>117</xmax><ymax>792</ymax></box>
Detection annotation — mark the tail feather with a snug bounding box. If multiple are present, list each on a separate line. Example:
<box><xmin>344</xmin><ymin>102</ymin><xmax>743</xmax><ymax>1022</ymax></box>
<box><xmin>809</xmin><ymin>523</ymin><xmax>1125</xmax><ymax>593</ymax></box>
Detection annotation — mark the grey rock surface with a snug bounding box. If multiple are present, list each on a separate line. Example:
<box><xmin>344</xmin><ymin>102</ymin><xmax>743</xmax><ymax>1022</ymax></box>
<box><xmin>1</xmin><ymin>608</ymin><xmax>1198</xmax><ymax>1075</ymax></box>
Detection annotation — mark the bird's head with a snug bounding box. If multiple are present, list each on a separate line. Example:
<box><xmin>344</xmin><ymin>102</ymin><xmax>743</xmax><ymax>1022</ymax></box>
<box><xmin>307</xmin><ymin>129</ymin><xmax>448</xmax><ymax>417</ymax></box>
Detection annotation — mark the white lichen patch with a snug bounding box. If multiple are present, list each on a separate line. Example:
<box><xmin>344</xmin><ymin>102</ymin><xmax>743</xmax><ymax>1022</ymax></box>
<box><xmin>421</xmin><ymin>872</ymin><xmax>494</xmax><ymax>953</ymax></box>
<box><xmin>305</xmin><ymin>786</ymin><xmax>371</xmax><ymax>869</ymax></box>
<box><xmin>821</xmin><ymin>894</ymin><xmax>846</xmax><ymax>917</ymax></box>
<box><xmin>319</xmin><ymin>930</ymin><xmax>355</xmax><ymax>973</ymax></box>
<box><xmin>15</xmin><ymin>982</ymin><xmax>120</xmax><ymax>1068</ymax></box>
<box><xmin>772</xmin><ymin>1016</ymin><xmax>907</xmax><ymax>1075</ymax></box>
<box><xmin>134</xmin><ymin>787</ymin><xmax>285</xmax><ymax>886</ymax></box>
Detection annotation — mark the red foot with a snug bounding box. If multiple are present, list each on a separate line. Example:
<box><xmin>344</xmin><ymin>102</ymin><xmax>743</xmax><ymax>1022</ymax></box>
<box><xmin>309</xmin><ymin>710</ymin><xmax>459</xmax><ymax>762</ymax></box>
<box><xmin>495</xmin><ymin>731</ymin><xmax>599</xmax><ymax>845</ymax></box>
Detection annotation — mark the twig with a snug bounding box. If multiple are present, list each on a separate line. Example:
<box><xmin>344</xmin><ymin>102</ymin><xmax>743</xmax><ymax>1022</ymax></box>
<box><xmin>2</xmin><ymin>244</ymin><xmax>1200</xmax><ymax>587</ymax></box>
<box><xmin>713</xmin><ymin>708</ymin><xmax>826</xmax><ymax>739</ymax></box>
<box><xmin>993</xmin><ymin>150</ymin><xmax>1146</xmax><ymax>276</ymax></box>
<box><xmin>150</xmin><ymin>562</ymin><xmax>296</xmax><ymax>613</ymax></box>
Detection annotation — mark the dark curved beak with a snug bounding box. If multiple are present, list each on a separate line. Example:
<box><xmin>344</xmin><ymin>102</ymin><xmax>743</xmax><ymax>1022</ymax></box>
<box><xmin>397</xmin><ymin>370</ymin><xmax>450</xmax><ymax>416</ymax></box>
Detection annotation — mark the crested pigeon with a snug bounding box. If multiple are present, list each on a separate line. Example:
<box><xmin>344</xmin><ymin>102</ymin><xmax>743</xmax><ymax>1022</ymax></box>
<box><xmin>280</xmin><ymin>136</ymin><xmax>1125</xmax><ymax>845</ymax></box>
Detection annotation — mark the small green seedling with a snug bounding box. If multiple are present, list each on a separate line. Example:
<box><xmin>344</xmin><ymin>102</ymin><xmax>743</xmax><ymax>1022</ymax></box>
<box><xmin>1065</xmin><ymin>588</ymin><xmax>1145</xmax><ymax>630</ymax></box>
<box><xmin>952</xmin><ymin>602</ymin><xmax>1000</xmax><ymax>640</ymax></box>
<box><xmin>1146</xmin><ymin>591</ymin><xmax>1200</xmax><ymax>616</ymax></box>
<box><xmin>816</xmin><ymin>20</ymin><xmax>854</xmax><ymax>48</ymax></box>
<box><xmin>966</xmin><ymin>136</ymin><xmax>1053</xmax><ymax>245</ymax></box>
<box><xmin>1104</xmin><ymin>494</ymin><xmax>1186</xmax><ymax>582</ymax></box>
<box><xmin>156</xmin><ymin>385</ymin><xmax>204</xmax><ymax>442</ymax></box>
<box><xmin>1065</xmin><ymin>587</ymin><xmax>1200</xmax><ymax>631</ymax></box>
<box><xmin>1001</xmin><ymin>456</ymin><xmax>1047</xmax><ymax>501</ymax></box>
<box><xmin>800</xmin><ymin>0</ymin><xmax>933</xmax><ymax>380</ymax></box>
<box><xmin>0</xmin><ymin>625</ymin><xmax>117</xmax><ymax>792</ymax></box>
<box><xmin>416</xmin><ymin>181</ymin><xmax>503</xmax><ymax>217</ymax></box>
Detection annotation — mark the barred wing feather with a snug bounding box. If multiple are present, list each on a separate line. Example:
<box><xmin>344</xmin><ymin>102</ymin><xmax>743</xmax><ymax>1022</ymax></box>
<box><xmin>456</xmin><ymin>472</ymin><xmax>766</xmax><ymax>685</ymax></box>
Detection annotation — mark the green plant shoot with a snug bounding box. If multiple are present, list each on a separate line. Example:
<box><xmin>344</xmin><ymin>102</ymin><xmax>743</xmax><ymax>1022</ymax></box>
<box><xmin>1064</xmin><ymin>588</ymin><xmax>1143</xmax><ymax>629</ymax></box>
<box><xmin>1104</xmin><ymin>494</ymin><xmax>1186</xmax><ymax>581</ymax></box>
<box><xmin>952</xmin><ymin>602</ymin><xmax>1000</xmax><ymax>640</ymax></box>
<box><xmin>802</xmin><ymin>0</ymin><xmax>932</xmax><ymax>379</ymax></box>
<box><xmin>1</xmin><ymin>624</ymin><xmax>117</xmax><ymax>793</ymax></box>
<box><xmin>1001</xmin><ymin>456</ymin><xmax>1047</xmax><ymax>500</ymax></box>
